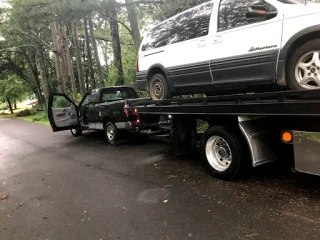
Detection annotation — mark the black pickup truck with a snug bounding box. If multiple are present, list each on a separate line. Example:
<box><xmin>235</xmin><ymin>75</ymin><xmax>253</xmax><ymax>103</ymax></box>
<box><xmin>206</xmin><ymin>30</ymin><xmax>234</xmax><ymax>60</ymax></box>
<box><xmin>48</xmin><ymin>86</ymin><xmax>160</xmax><ymax>144</ymax></box>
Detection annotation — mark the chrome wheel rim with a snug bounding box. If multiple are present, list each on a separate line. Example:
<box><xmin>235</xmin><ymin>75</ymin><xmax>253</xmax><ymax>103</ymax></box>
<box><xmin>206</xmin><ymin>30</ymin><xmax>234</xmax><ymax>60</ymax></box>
<box><xmin>152</xmin><ymin>81</ymin><xmax>163</xmax><ymax>99</ymax></box>
<box><xmin>295</xmin><ymin>51</ymin><xmax>320</xmax><ymax>89</ymax></box>
<box><xmin>205</xmin><ymin>136</ymin><xmax>232</xmax><ymax>172</ymax></box>
<box><xmin>107</xmin><ymin>126</ymin><xmax>114</xmax><ymax>141</ymax></box>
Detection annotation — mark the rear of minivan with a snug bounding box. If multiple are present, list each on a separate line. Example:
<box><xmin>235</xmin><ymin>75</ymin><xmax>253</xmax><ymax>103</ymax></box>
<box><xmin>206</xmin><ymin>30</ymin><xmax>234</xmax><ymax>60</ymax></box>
<box><xmin>136</xmin><ymin>1</ymin><xmax>214</xmax><ymax>100</ymax></box>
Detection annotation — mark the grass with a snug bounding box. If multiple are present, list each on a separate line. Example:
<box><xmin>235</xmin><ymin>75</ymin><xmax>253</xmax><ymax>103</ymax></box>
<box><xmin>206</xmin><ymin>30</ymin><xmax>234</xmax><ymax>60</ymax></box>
<box><xmin>20</xmin><ymin>111</ymin><xmax>50</xmax><ymax>126</ymax></box>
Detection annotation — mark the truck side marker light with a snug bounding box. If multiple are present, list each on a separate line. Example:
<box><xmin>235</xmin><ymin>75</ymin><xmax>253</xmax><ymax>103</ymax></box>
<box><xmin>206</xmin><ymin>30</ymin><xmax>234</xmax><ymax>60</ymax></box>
<box><xmin>282</xmin><ymin>131</ymin><xmax>293</xmax><ymax>144</ymax></box>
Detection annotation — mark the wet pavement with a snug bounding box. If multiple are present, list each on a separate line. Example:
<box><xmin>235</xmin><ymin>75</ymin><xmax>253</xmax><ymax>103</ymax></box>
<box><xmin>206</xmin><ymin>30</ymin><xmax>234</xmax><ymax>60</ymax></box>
<box><xmin>0</xmin><ymin>118</ymin><xmax>320</xmax><ymax>240</ymax></box>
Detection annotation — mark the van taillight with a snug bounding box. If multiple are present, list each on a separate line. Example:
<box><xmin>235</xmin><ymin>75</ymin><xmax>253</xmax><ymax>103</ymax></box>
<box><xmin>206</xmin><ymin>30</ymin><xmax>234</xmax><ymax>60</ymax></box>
<box><xmin>136</xmin><ymin>56</ymin><xmax>139</xmax><ymax>72</ymax></box>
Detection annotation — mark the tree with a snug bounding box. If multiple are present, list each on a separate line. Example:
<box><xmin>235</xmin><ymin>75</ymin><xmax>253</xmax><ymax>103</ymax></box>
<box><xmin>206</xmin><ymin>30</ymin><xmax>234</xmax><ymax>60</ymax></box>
<box><xmin>125</xmin><ymin>0</ymin><xmax>141</xmax><ymax>53</ymax></box>
<box><xmin>0</xmin><ymin>76</ymin><xmax>29</xmax><ymax>114</ymax></box>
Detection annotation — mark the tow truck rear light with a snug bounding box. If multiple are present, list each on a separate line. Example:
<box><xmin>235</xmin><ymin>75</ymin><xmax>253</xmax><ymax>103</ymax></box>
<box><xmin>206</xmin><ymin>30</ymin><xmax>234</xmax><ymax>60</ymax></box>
<box><xmin>136</xmin><ymin>56</ymin><xmax>139</xmax><ymax>72</ymax></box>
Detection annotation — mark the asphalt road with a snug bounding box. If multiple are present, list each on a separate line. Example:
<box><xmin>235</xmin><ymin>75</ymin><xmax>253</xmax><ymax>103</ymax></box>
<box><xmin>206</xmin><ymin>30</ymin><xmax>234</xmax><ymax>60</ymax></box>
<box><xmin>1</xmin><ymin>118</ymin><xmax>320</xmax><ymax>240</ymax></box>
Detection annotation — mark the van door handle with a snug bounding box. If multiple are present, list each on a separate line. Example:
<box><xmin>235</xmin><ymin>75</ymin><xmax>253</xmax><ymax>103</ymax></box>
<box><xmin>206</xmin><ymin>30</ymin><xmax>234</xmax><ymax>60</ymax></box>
<box><xmin>197</xmin><ymin>40</ymin><xmax>206</xmax><ymax>48</ymax></box>
<box><xmin>212</xmin><ymin>35</ymin><xmax>223</xmax><ymax>44</ymax></box>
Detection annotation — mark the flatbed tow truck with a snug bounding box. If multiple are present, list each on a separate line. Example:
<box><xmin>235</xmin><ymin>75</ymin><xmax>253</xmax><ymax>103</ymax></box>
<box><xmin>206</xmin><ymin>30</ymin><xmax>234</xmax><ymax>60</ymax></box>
<box><xmin>125</xmin><ymin>89</ymin><xmax>320</xmax><ymax>180</ymax></box>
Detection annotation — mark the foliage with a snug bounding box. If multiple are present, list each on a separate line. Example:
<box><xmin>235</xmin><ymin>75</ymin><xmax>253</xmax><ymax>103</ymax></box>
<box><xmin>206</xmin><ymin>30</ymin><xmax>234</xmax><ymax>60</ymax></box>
<box><xmin>15</xmin><ymin>109</ymin><xmax>32</xmax><ymax>117</ymax></box>
<box><xmin>0</xmin><ymin>103</ymin><xmax>8</xmax><ymax>111</ymax></box>
<box><xmin>1</xmin><ymin>0</ymin><xmax>212</xmax><ymax>108</ymax></box>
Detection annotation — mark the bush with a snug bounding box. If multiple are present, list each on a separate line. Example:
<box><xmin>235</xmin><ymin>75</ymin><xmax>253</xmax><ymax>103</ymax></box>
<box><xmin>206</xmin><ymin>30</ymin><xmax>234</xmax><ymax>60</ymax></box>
<box><xmin>30</xmin><ymin>103</ymin><xmax>45</xmax><ymax>115</ymax></box>
<box><xmin>16</xmin><ymin>109</ymin><xmax>32</xmax><ymax>117</ymax></box>
<box><xmin>0</xmin><ymin>103</ymin><xmax>8</xmax><ymax>111</ymax></box>
<box><xmin>31</xmin><ymin>112</ymin><xmax>48</xmax><ymax>122</ymax></box>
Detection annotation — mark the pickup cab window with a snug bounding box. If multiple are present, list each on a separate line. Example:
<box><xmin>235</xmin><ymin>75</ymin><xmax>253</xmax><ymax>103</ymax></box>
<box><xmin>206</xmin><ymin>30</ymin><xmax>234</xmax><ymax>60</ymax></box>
<box><xmin>100</xmin><ymin>88</ymin><xmax>137</xmax><ymax>103</ymax></box>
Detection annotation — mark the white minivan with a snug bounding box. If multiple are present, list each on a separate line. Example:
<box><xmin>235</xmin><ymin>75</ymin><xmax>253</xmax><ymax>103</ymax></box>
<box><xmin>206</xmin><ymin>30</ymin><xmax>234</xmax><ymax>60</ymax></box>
<box><xmin>136</xmin><ymin>0</ymin><xmax>320</xmax><ymax>100</ymax></box>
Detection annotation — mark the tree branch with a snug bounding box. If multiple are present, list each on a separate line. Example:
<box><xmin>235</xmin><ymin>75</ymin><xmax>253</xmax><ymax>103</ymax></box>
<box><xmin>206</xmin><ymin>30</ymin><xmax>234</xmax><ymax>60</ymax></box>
<box><xmin>101</xmin><ymin>12</ymin><xmax>133</xmax><ymax>35</ymax></box>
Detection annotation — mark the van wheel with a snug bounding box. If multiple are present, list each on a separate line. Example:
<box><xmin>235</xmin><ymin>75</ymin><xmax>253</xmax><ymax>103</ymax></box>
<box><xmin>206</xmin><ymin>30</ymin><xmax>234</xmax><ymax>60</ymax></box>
<box><xmin>200</xmin><ymin>126</ymin><xmax>245</xmax><ymax>180</ymax></box>
<box><xmin>71</xmin><ymin>129</ymin><xmax>82</xmax><ymax>137</ymax></box>
<box><xmin>287</xmin><ymin>39</ymin><xmax>320</xmax><ymax>90</ymax></box>
<box><xmin>150</xmin><ymin>73</ymin><xmax>172</xmax><ymax>100</ymax></box>
<box><xmin>105</xmin><ymin>122</ymin><xmax>118</xmax><ymax>146</ymax></box>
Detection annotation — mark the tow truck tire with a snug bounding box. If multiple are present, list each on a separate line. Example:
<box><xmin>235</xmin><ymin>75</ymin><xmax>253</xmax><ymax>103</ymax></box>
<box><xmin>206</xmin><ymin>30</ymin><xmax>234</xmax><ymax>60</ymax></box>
<box><xmin>105</xmin><ymin>122</ymin><xmax>118</xmax><ymax>146</ymax></box>
<box><xmin>71</xmin><ymin>129</ymin><xmax>82</xmax><ymax>137</ymax></box>
<box><xmin>200</xmin><ymin>126</ymin><xmax>244</xmax><ymax>181</ymax></box>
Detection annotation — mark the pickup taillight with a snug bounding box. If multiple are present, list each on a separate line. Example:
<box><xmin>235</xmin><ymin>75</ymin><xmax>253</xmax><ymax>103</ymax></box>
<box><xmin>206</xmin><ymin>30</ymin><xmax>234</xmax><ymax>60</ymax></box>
<box><xmin>136</xmin><ymin>56</ymin><xmax>139</xmax><ymax>72</ymax></box>
<box><xmin>124</xmin><ymin>104</ymin><xmax>129</xmax><ymax>117</ymax></box>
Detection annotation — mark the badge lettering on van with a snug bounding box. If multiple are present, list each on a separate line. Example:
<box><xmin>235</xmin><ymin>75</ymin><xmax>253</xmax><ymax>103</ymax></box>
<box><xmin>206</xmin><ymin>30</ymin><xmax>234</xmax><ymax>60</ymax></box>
<box><xmin>249</xmin><ymin>45</ymin><xmax>277</xmax><ymax>52</ymax></box>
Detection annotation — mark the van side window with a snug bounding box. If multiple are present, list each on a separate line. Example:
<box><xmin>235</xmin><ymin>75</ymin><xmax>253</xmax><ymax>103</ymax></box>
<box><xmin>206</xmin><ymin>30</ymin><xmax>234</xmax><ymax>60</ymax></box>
<box><xmin>173</xmin><ymin>2</ymin><xmax>214</xmax><ymax>44</ymax></box>
<box><xmin>218</xmin><ymin>0</ymin><xmax>277</xmax><ymax>32</ymax></box>
<box><xmin>142</xmin><ymin>19</ymin><xmax>176</xmax><ymax>51</ymax></box>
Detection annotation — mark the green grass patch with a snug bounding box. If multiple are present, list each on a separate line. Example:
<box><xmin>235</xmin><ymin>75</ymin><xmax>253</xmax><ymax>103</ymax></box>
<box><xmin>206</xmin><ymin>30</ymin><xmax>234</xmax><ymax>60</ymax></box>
<box><xmin>20</xmin><ymin>111</ymin><xmax>50</xmax><ymax>126</ymax></box>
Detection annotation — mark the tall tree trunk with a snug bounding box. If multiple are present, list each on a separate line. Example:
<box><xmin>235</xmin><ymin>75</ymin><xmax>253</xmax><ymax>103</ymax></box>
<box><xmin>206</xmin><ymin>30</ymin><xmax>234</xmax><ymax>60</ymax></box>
<box><xmin>125</xmin><ymin>0</ymin><xmax>141</xmax><ymax>53</ymax></box>
<box><xmin>108</xmin><ymin>0</ymin><xmax>124</xmax><ymax>85</ymax></box>
<box><xmin>60</xmin><ymin>25</ymin><xmax>77</xmax><ymax>101</ymax></box>
<box><xmin>35</xmin><ymin>43</ymin><xmax>50</xmax><ymax>108</ymax></box>
<box><xmin>101</xmin><ymin>40</ymin><xmax>109</xmax><ymax>81</ymax></box>
<box><xmin>88</xmin><ymin>13</ymin><xmax>104</xmax><ymax>87</ymax></box>
<box><xmin>6</xmin><ymin>98</ymin><xmax>13</xmax><ymax>114</ymax></box>
<box><xmin>13</xmin><ymin>100</ymin><xmax>17</xmax><ymax>110</ymax></box>
<box><xmin>72</xmin><ymin>22</ymin><xmax>86</xmax><ymax>95</ymax></box>
<box><xmin>50</xmin><ymin>22</ymin><xmax>64</xmax><ymax>92</ymax></box>
<box><xmin>84</xmin><ymin>17</ymin><xmax>96</xmax><ymax>89</ymax></box>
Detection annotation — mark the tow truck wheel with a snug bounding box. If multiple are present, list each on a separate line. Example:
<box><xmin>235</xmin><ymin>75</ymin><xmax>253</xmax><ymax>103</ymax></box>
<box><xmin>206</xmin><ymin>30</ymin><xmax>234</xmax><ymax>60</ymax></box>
<box><xmin>71</xmin><ymin>129</ymin><xmax>82</xmax><ymax>137</ymax></box>
<box><xmin>105</xmin><ymin>122</ymin><xmax>118</xmax><ymax>146</ymax></box>
<box><xmin>200</xmin><ymin>126</ymin><xmax>244</xmax><ymax>180</ymax></box>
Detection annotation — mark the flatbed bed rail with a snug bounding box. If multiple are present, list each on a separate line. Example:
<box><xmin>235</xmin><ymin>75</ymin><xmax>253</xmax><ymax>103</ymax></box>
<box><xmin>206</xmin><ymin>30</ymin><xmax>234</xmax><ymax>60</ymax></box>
<box><xmin>127</xmin><ymin>90</ymin><xmax>320</xmax><ymax>116</ymax></box>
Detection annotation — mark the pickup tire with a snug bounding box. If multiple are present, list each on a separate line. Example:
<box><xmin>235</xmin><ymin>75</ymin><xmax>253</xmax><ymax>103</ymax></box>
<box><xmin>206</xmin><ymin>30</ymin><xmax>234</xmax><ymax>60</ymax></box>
<box><xmin>200</xmin><ymin>126</ymin><xmax>244</xmax><ymax>181</ymax></box>
<box><xmin>71</xmin><ymin>129</ymin><xmax>82</xmax><ymax>137</ymax></box>
<box><xmin>105</xmin><ymin>122</ymin><xmax>118</xmax><ymax>146</ymax></box>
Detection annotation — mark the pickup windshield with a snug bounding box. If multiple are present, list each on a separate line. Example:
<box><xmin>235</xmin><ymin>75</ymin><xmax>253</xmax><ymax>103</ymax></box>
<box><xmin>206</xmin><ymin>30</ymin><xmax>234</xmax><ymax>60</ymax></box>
<box><xmin>100</xmin><ymin>88</ymin><xmax>137</xmax><ymax>102</ymax></box>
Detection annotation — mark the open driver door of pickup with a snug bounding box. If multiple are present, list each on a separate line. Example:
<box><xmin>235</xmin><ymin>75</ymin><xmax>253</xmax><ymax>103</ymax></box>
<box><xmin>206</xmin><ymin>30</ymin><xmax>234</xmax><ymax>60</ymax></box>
<box><xmin>48</xmin><ymin>94</ymin><xmax>79</xmax><ymax>132</ymax></box>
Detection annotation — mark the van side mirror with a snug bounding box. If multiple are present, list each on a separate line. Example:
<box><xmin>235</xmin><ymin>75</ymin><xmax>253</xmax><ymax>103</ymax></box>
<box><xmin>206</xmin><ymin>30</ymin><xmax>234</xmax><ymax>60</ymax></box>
<box><xmin>246</xmin><ymin>5</ymin><xmax>277</xmax><ymax>19</ymax></box>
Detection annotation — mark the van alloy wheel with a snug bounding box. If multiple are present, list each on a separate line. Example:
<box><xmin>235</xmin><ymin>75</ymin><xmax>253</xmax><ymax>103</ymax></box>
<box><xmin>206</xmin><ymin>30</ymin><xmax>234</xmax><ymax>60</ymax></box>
<box><xmin>295</xmin><ymin>51</ymin><xmax>320</xmax><ymax>89</ymax></box>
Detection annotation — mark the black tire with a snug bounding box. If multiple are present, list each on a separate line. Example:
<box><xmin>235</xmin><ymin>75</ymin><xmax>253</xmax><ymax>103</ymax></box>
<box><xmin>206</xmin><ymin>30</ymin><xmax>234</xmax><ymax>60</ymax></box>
<box><xmin>70</xmin><ymin>129</ymin><xmax>82</xmax><ymax>137</ymax></box>
<box><xmin>149</xmin><ymin>73</ymin><xmax>172</xmax><ymax>100</ymax></box>
<box><xmin>287</xmin><ymin>39</ymin><xmax>320</xmax><ymax>90</ymax></box>
<box><xmin>199</xmin><ymin>126</ymin><xmax>246</xmax><ymax>181</ymax></box>
<box><xmin>105</xmin><ymin>121</ymin><xmax>118</xmax><ymax>145</ymax></box>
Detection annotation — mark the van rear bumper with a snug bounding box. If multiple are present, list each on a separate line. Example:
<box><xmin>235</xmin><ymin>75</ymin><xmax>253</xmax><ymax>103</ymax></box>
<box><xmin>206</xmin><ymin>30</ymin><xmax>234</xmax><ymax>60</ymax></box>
<box><xmin>136</xmin><ymin>71</ymin><xmax>148</xmax><ymax>91</ymax></box>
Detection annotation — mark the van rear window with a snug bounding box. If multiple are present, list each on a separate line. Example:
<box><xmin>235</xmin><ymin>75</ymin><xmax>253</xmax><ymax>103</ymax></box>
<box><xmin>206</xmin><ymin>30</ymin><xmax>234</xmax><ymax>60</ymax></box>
<box><xmin>142</xmin><ymin>1</ymin><xmax>213</xmax><ymax>51</ymax></box>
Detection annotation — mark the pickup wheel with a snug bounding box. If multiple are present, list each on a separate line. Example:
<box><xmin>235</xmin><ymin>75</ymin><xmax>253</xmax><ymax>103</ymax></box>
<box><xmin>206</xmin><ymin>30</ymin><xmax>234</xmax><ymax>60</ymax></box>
<box><xmin>200</xmin><ymin>126</ymin><xmax>245</xmax><ymax>181</ymax></box>
<box><xmin>287</xmin><ymin>39</ymin><xmax>320</xmax><ymax>90</ymax></box>
<box><xmin>150</xmin><ymin>73</ymin><xmax>172</xmax><ymax>100</ymax></box>
<box><xmin>71</xmin><ymin>129</ymin><xmax>82</xmax><ymax>137</ymax></box>
<box><xmin>105</xmin><ymin>122</ymin><xmax>118</xmax><ymax>146</ymax></box>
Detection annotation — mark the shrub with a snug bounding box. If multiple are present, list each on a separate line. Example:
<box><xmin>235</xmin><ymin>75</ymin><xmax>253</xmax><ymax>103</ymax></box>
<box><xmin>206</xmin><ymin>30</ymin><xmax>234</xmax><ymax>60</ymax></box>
<box><xmin>0</xmin><ymin>103</ymin><xmax>8</xmax><ymax>111</ymax></box>
<box><xmin>16</xmin><ymin>109</ymin><xmax>32</xmax><ymax>117</ymax></box>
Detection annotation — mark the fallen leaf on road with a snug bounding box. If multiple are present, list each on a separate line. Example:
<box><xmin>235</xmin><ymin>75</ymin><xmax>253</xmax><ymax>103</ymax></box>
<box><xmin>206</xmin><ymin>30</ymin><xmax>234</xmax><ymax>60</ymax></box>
<box><xmin>166</xmin><ymin>235</ymin><xmax>170</xmax><ymax>240</ymax></box>
<box><xmin>0</xmin><ymin>196</ymin><xmax>8</xmax><ymax>200</ymax></box>
<box><xmin>81</xmin><ymin>219</ymin><xmax>85</xmax><ymax>222</ymax></box>
<box><xmin>208</xmin><ymin>210</ymin><xmax>211</xmax><ymax>212</ymax></box>
<box><xmin>245</xmin><ymin>233</ymin><xmax>259</xmax><ymax>238</ymax></box>
<box><xmin>164</xmin><ymin>185</ymin><xmax>172</xmax><ymax>188</ymax></box>
<box><xmin>163</xmin><ymin>199</ymin><xmax>168</xmax><ymax>203</ymax></box>
<box><xmin>84</xmin><ymin>210</ymin><xmax>87</xmax><ymax>213</ymax></box>
<box><xmin>188</xmin><ymin>233</ymin><xmax>192</xmax><ymax>237</ymax></box>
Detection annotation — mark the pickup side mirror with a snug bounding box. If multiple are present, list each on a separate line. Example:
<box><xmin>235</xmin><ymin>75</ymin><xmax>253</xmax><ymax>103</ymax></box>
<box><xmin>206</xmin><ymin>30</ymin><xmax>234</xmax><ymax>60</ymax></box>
<box><xmin>246</xmin><ymin>5</ymin><xmax>277</xmax><ymax>19</ymax></box>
